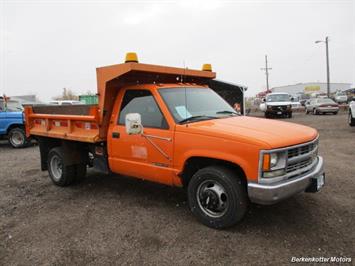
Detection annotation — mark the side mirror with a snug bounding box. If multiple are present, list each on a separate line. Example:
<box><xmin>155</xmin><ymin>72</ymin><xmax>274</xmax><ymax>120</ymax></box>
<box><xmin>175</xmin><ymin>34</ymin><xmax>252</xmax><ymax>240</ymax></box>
<box><xmin>290</xmin><ymin>97</ymin><xmax>294</xmax><ymax>102</ymax></box>
<box><xmin>262</xmin><ymin>98</ymin><xmax>266</xmax><ymax>102</ymax></box>
<box><xmin>125</xmin><ymin>113</ymin><xmax>143</xmax><ymax>135</ymax></box>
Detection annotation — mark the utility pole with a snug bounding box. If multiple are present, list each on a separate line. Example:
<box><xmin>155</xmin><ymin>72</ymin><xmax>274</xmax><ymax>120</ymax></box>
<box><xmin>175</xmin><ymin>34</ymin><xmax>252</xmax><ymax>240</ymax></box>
<box><xmin>315</xmin><ymin>36</ymin><xmax>331</xmax><ymax>97</ymax></box>
<box><xmin>325</xmin><ymin>37</ymin><xmax>330</xmax><ymax>97</ymax></box>
<box><xmin>261</xmin><ymin>55</ymin><xmax>272</xmax><ymax>91</ymax></box>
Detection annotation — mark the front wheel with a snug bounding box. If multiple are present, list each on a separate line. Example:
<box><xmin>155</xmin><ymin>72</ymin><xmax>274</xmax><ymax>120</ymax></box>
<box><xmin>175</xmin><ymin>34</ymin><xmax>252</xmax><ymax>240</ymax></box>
<box><xmin>313</xmin><ymin>108</ymin><xmax>318</xmax><ymax>115</ymax></box>
<box><xmin>188</xmin><ymin>166</ymin><xmax>248</xmax><ymax>229</ymax></box>
<box><xmin>8</xmin><ymin>128</ymin><xmax>29</xmax><ymax>148</ymax></box>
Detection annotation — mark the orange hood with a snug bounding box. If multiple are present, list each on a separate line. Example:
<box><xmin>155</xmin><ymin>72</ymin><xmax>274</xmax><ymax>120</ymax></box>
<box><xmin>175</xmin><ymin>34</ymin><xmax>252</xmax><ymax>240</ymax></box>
<box><xmin>177</xmin><ymin>116</ymin><xmax>318</xmax><ymax>149</ymax></box>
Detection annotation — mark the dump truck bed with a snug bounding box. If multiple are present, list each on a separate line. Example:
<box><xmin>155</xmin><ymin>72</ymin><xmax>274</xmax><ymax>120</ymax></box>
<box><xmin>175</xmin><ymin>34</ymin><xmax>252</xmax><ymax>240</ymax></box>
<box><xmin>24</xmin><ymin>104</ymin><xmax>102</xmax><ymax>143</ymax></box>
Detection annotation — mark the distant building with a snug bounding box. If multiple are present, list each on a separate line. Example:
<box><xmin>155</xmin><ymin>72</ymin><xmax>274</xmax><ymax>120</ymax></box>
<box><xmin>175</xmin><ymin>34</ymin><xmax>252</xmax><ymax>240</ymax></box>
<box><xmin>272</xmin><ymin>82</ymin><xmax>352</xmax><ymax>96</ymax></box>
<box><xmin>9</xmin><ymin>95</ymin><xmax>42</xmax><ymax>105</ymax></box>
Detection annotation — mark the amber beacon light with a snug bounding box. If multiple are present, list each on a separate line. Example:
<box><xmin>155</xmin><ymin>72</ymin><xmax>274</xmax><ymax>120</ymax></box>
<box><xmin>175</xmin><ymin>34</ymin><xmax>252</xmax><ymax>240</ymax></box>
<box><xmin>202</xmin><ymin>63</ymin><xmax>212</xmax><ymax>71</ymax></box>
<box><xmin>125</xmin><ymin>52</ymin><xmax>139</xmax><ymax>63</ymax></box>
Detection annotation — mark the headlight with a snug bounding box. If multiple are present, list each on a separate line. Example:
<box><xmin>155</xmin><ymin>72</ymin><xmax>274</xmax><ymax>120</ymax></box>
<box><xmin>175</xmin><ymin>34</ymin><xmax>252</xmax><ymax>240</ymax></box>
<box><xmin>270</xmin><ymin>153</ymin><xmax>278</xmax><ymax>168</ymax></box>
<box><xmin>262</xmin><ymin>151</ymin><xmax>287</xmax><ymax>178</ymax></box>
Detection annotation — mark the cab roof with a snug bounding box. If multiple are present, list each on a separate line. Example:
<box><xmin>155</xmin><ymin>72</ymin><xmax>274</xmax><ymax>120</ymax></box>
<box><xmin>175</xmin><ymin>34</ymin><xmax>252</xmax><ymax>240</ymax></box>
<box><xmin>96</xmin><ymin>62</ymin><xmax>216</xmax><ymax>138</ymax></box>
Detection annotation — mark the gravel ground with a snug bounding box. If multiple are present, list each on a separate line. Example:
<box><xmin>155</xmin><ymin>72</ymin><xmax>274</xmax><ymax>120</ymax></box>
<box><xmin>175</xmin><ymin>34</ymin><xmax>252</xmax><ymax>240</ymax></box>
<box><xmin>0</xmin><ymin>113</ymin><xmax>354</xmax><ymax>265</ymax></box>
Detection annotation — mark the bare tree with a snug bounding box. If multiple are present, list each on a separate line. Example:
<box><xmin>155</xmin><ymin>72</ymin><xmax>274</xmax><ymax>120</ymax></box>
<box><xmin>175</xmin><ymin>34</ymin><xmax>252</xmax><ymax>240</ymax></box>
<box><xmin>53</xmin><ymin>88</ymin><xmax>78</xmax><ymax>100</ymax></box>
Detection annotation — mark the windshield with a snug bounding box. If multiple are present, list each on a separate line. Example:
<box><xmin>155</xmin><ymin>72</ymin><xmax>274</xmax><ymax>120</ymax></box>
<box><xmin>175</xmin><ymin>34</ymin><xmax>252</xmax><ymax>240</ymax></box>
<box><xmin>159</xmin><ymin>87</ymin><xmax>237</xmax><ymax>123</ymax></box>
<box><xmin>266</xmin><ymin>94</ymin><xmax>290</xmax><ymax>102</ymax></box>
<box><xmin>318</xmin><ymin>98</ymin><xmax>336</xmax><ymax>104</ymax></box>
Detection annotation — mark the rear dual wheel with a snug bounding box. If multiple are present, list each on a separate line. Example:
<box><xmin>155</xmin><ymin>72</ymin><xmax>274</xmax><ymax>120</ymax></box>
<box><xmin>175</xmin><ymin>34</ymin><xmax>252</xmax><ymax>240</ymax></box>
<box><xmin>188</xmin><ymin>166</ymin><xmax>248</xmax><ymax>229</ymax></box>
<box><xmin>48</xmin><ymin>147</ymin><xmax>87</xmax><ymax>186</ymax></box>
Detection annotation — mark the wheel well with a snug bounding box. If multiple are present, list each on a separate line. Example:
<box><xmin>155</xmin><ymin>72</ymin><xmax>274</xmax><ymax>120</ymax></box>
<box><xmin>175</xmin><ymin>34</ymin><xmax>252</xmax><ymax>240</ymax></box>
<box><xmin>38</xmin><ymin>137</ymin><xmax>62</xmax><ymax>171</ymax></box>
<box><xmin>6</xmin><ymin>124</ymin><xmax>24</xmax><ymax>134</ymax></box>
<box><xmin>37</xmin><ymin>137</ymin><xmax>89</xmax><ymax>171</ymax></box>
<box><xmin>181</xmin><ymin>157</ymin><xmax>247</xmax><ymax>187</ymax></box>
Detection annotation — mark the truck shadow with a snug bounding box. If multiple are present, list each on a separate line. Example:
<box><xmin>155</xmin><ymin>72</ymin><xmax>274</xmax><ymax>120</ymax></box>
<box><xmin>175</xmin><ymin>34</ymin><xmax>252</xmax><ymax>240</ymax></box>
<box><xmin>73</xmin><ymin>169</ymin><xmax>321</xmax><ymax>235</ymax></box>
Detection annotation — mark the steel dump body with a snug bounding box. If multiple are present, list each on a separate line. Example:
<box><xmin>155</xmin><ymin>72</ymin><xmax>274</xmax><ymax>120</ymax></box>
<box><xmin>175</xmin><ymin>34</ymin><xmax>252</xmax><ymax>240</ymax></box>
<box><xmin>25</xmin><ymin>104</ymin><xmax>101</xmax><ymax>143</ymax></box>
<box><xmin>25</xmin><ymin>62</ymin><xmax>216</xmax><ymax>142</ymax></box>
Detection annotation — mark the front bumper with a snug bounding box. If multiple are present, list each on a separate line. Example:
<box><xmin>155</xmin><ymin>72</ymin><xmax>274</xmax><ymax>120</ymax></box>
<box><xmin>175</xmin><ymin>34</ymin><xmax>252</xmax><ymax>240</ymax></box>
<box><xmin>248</xmin><ymin>156</ymin><xmax>324</xmax><ymax>205</ymax></box>
<box><xmin>266</xmin><ymin>109</ymin><xmax>291</xmax><ymax>115</ymax></box>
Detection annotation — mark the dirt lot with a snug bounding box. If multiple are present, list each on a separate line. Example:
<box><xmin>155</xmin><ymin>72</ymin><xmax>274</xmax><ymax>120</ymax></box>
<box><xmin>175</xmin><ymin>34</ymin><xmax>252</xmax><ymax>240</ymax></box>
<box><xmin>1</xmin><ymin>113</ymin><xmax>354</xmax><ymax>265</ymax></box>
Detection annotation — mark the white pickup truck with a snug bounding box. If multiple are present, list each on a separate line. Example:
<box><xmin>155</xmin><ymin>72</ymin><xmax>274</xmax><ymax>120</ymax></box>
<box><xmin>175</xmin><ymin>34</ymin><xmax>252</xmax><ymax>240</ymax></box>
<box><xmin>349</xmin><ymin>101</ymin><xmax>355</xmax><ymax>127</ymax></box>
<box><xmin>259</xmin><ymin>92</ymin><xmax>293</xmax><ymax>118</ymax></box>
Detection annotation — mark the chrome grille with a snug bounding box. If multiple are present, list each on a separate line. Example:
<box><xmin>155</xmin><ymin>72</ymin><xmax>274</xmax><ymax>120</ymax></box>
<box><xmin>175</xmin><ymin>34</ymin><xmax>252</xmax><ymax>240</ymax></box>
<box><xmin>286</xmin><ymin>157</ymin><xmax>314</xmax><ymax>173</ymax></box>
<box><xmin>271</xmin><ymin>106</ymin><xmax>287</xmax><ymax>111</ymax></box>
<box><xmin>288</xmin><ymin>141</ymin><xmax>318</xmax><ymax>159</ymax></box>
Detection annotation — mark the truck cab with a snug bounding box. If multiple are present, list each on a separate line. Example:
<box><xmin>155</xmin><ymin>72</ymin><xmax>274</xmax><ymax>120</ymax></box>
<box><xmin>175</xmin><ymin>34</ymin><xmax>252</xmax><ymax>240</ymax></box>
<box><xmin>24</xmin><ymin>53</ymin><xmax>325</xmax><ymax>229</ymax></box>
<box><xmin>259</xmin><ymin>92</ymin><xmax>293</xmax><ymax>118</ymax></box>
<box><xmin>0</xmin><ymin>96</ymin><xmax>29</xmax><ymax>148</ymax></box>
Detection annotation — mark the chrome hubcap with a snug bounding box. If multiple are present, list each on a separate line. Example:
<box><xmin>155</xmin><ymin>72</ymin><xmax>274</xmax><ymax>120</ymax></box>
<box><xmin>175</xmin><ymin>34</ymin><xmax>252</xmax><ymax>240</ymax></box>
<box><xmin>196</xmin><ymin>180</ymin><xmax>228</xmax><ymax>218</ymax></box>
<box><xmin>50</xmin><ymin>155</ymin><xmax>62</xmax><ymax>181</ymax></box>
<box><xmin>11</xmin><ymin>132</ymin><xmax>24</xmax><ymax>145</ymax></box>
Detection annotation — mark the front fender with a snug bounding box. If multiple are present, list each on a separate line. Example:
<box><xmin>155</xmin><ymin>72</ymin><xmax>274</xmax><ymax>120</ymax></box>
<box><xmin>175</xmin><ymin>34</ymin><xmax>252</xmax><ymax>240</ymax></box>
<box><xmin>176</xmin><ymin>148</ymin><xmax>259</xmax><ymax>182</ymax></box>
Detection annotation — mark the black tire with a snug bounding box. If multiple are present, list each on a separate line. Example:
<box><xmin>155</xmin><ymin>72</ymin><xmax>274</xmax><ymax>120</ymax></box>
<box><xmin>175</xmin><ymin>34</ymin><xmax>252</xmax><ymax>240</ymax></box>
<box><xmin>333</xmin><ymin>112</ymin><xmax>338</xmax><ymax>115</ymax></box>
<box><xmin>349</xmin><ymin>111</ymin><xmax>355</xmax><ymax>127</ymax></box>
<box><xmin>313</xmin><ymin>108</ymin><xmax>318</xmax><ymax>115</ymax></box>
<box><xmin>305</xmin><ymin>109</ymin><xmax>309</xmax><ymax>114</ymax></box>
<box><xmin>288</xmin><ymin>112</ymin><xmax>292</xmax><ymax>118</ymax></box>
<box><xmin>187</xmin><ymin>166</ymin><xmax>248</xmax><ymax>229</ymax></box>
<box><xmin>47</xmin><ymin>147</ymin><xmax>76</xmax><ymax>186</ymax></box>
<box><xmin>8</xmin><ymin>128</ymin><xmax>29</xmax><ymax>148</ymax></box>
<box><xmin>264</xmin><ymin>113</ymin><xmax>270</xmax><ymax>118</ymax></box>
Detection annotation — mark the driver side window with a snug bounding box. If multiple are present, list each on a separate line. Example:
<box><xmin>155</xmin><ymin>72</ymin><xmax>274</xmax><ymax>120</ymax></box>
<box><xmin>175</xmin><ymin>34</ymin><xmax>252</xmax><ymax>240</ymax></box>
<box><xmin>118</xmin><ymin>89</ymin><xmax>169</xmax><ymax>129</ymax></box>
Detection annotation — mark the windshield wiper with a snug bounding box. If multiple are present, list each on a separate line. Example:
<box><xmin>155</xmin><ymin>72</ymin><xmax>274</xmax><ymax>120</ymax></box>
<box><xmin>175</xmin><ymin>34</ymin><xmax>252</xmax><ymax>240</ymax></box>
<box><xmin>216</xmin><ymin>110</ymin><xmax>238</xmax><ymax>115</ymax></box>
<box><xmin>179</xmin><ymin>115</ymin><xmax>218</xmax><ymax>124</ymax></box>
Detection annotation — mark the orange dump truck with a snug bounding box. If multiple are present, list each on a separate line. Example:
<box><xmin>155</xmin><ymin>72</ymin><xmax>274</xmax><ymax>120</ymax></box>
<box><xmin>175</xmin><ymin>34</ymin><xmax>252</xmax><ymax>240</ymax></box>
<box><xmin>25</xmin><ymin>53</ymin><xmax>325</xmax><ymax>228</ymax></box>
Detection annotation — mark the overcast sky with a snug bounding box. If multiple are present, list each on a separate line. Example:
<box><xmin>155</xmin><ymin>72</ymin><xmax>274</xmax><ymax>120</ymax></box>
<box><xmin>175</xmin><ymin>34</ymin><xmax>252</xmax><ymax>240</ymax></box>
<box><xmin>1</xmin><ymin>0</ymin><xmax>354</xmax><ymax>101</ymax></box>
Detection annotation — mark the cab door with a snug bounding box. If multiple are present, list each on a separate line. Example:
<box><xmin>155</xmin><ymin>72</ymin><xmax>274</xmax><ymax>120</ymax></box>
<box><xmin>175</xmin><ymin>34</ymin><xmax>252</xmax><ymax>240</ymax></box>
<box><xmin>108</xmin><ymin>89</ymin><xmax>175</xmax><ymax>186</ymax></box>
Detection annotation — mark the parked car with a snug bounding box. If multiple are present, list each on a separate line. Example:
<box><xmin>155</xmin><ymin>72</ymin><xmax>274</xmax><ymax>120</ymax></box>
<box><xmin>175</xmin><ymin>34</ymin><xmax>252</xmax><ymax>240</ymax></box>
<box><xmin>349</xmin><ymin>101</ymin><xmax>355</xmax><ymax>127</ymax></box>
<box><xmin>305</xmin><ymin>98</ymin><xmax>339</xmax><ymax>115</ymax></box>
<box><xmin>333</xmin><ymin>91</ymin><xmax>348</xmax><ymax>104</ymax></box>
<box><xmin>49</xmin><ymin>100</ymin><xmax>82</xmax><ymax>105</ymax></box>
<box><xmin>297</xmin><ymin>93</ymin><xmax>311</xmax><ymax>106</ymax></box>
<box><xmin>290</xmin><ymin>101</ymin><xmax>302</xmax><ymax>110</ymax></box>
<box><xmin>0</xmin><ymin>96</ymin><xmax>30</xmax><ymax>148</ymax></box>
<box><xmin>259</xmin><ymin>92</ymin><xmax>293</xmax><ymax>118</ymax></box>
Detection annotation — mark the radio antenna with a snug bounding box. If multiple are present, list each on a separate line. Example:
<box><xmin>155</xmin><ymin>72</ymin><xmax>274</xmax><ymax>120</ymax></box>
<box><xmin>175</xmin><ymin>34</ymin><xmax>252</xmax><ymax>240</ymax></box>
<box><xmin>183</xmin><ymin>60</ymin><xmax>188</xmax><ymax>123</ymax></box>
